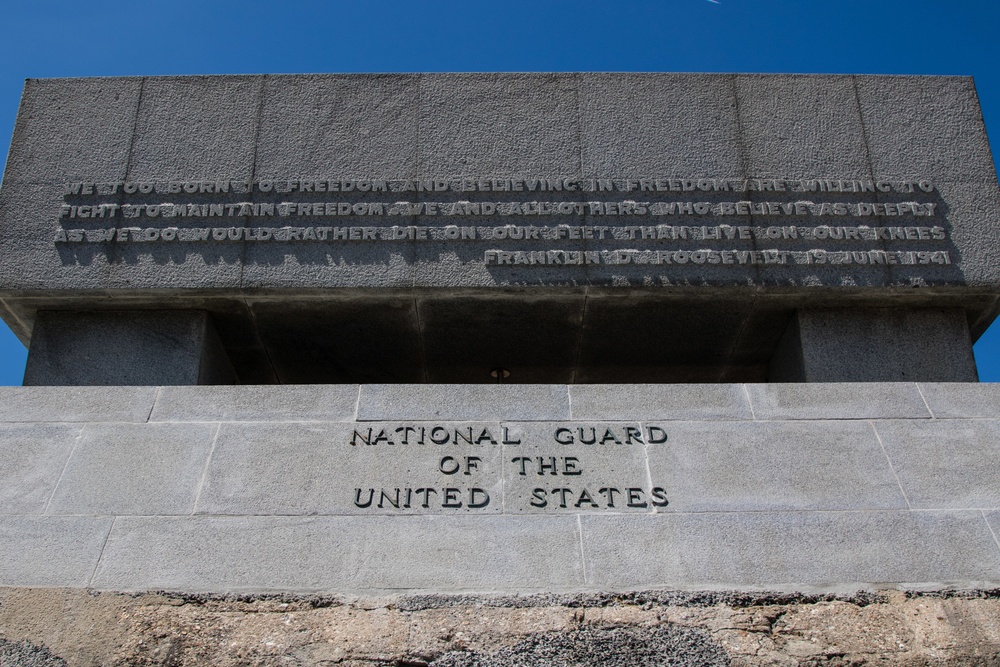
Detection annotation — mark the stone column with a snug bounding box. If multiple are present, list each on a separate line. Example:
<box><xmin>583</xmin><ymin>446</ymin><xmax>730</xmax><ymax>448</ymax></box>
<box><xmin>23</xmin><ymin>310</ymin><xmax>237</xmax><ymax>386</ymax></box>
<box><xmin>768</xmin><ymin>308</ymin><xmax>979</xmax><ymax>382</ymax></box>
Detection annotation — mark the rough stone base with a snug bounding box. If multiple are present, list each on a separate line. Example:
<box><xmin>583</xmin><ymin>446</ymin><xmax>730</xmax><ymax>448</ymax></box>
<box><xmin>2</xmin><ymin>588</ymin><xmax>1000</xmax><ymax>666</ymax></box>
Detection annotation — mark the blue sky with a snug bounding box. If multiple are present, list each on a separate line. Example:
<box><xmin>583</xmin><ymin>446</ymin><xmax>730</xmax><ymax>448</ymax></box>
<box><xmin>0</xmin><ymin>0</ymin><xmax>998</xmax><ymax>384</ymax></box>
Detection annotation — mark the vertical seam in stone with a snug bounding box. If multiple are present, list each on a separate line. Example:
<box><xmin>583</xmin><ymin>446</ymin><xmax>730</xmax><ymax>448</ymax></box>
<box><xmin>87</xmin><ymin>515</ymin><xmax>117</xmax><ymax>588</ymax></box>
<box><xmin>576</xmin><ymin>514</ymin><xmax>589</xmax><ymax>586</ymax></box>
<box><xmin>870</xmin><ymin>420</ymin><xmax>911</xmax><ymax>509</ymax></box>
<box><xmin>981</xmin><ymin>509</ymin><xmax>1000</xmax><ymax>555</ymax></box>
<box><xmin>574</xmin><ymin>72</ymin><xmax>584</xmax><ymax>178</ymax></box>
<box><xmin>414</xmin><ymin>74</ymin><xmax>422</xmax><ymax>181</ymax></box>
<box><xmin>851</xmin><ymin>75</ymin><xmax>891</xmax><ymax>284</ymax></box>
<box><xmin>122</xmin><ymin>77</ymin><xmax>145</xmax><ymax>181</ymax></box>
<box><xmin>914</xmin><ymin>383</ymin><xmax>936</xmax><ymax>419</ymax></box>
<box><xmin>249</xmin><ymin>75</ymin><xmax>266</xmax><ymax>185</ymax></box>
<box><xmin>410</xmin><ymin>75</ymin><xmax>422</xmax><ymax>290</ymax></box>
<box><xmin>146</xmin><ymin>386</ymin><xmax>162</xmax><ymax>423</ymax></box>
<box><xmin>500</xmin><ymin>444</ymin><xmax>508</xmax><ymax>514</ymax></box>
<box><xmin>238</xmin><ymin>78</ymin><xmax>272</xmax><ymax>382</ymax></box>
<box><xmin>111</xmin><ymin>77</ymin><xmax>146</xmax><ymax>270</ymax></box>
<box><xmin>42</xmin><ymin>424</ymin><xmax>85</xmax><ymax>515</ymax></box>
<box><xmin>352</xmin><ymin>385</ymin><xmax>362</xmax><ymax>422</ymax></box>
<box><xmin>742</xmin><ymin>384</ymin><xmax>757</xmax><ymax>421</ymax></box>
<box><xmin>192</xmin><ymin>423</ymin><xmax>222</xmax><ymax>515</ymax></box>
<box><xmin>730</xmin><ymin>74</ymin><xmax>762</xmax><ymax>286</ymax></box>
<box><xmin>852</xmin><ymin>75</ymin><xmax>879</xmax><ymax>195</ymax></box>
<box><xmin>641</xmin><ymin>429</ymin><xmax>655</xmax><ymax>513</ymax></box>
<box><xmin>572</xmin><ymin>74</ymin><xmax>587</xmax><ymax>318</ymax></box>
<box><xmin>567</xmin><ymin>385</ymin><xmax>574</xmax><ymax>420</ymax></box>
<box><xmin>730</xmin><ymin>74</ymin><xmax>752</xmax><ymax>192</ymax></box>
<box><xmin>243</xmin><ymin>75</ymin><xmax>267</xmax><ymax>295</ymax></box>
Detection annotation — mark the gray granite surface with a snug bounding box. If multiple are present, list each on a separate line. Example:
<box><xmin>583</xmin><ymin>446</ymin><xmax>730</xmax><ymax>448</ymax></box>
<box><xmin>1</xmin><ymin>74</ymin><xmax>998</xmax><ymax>384</ymax></box>
<box><xmin>769</xmin><ymin>307</ymin><xmax>979</xmax><ymax>382</ymax></box>
<box><xmin>23</xmin><ymin>310</ymin><xmax>235</xmax><ymax>386</ymax></box>
<box><xmin>0</xmin><ymin>382</ymin><xmax>997</xmax><ymax>594</ymax></box>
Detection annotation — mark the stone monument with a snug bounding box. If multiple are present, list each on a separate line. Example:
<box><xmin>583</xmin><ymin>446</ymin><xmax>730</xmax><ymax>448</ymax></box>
<box><xmin>1</xmin><ymin>73</ymin><xmax>1000</xmax><ymax>665</ymax></box>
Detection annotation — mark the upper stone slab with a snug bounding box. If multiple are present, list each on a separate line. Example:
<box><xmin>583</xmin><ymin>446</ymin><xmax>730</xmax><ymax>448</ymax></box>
<box><xmin>1</xmin><ymin>73</ymin><xmax>998</xmax><ymax>301</ymax></box>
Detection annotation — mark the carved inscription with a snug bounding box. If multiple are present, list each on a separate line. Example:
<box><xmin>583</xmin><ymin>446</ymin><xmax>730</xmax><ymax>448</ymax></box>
<box><xmin>55</xmin><ymin>176</ymin><xmax>954</xmax><ymax>271</ymax></box>
<box><xmin>348</xmin><ymin>423</ymin><xmax>669</xmax><ymax>512</ymax></box>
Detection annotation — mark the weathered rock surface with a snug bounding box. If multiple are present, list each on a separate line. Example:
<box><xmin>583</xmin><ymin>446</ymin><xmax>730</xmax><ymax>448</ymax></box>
<box><xmin>1</xmin><ymin>588</ymin><xmax>999</xmax><ymax>666</ymax></box>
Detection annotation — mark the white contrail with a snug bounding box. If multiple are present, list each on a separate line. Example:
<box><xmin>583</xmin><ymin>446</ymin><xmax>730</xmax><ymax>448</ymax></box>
<box><xmin>707</xmin><ymin>0</ymin><xmax>720</xmax><ymax>3</ymax></box>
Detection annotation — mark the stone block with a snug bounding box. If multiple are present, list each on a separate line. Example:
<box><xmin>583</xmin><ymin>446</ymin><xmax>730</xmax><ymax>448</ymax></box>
<box><xmin>499</xmin><ymin>422</ymin><xmax>656</xmax><ymax>514</ymax></box>
<box><xmin>569</xmin><ymin>384</ymin><xmax>752</xmax><ymax>421</ymax></box>
<box><xmin>0</xmin><ymin>73</ymin><xmax>998</xmax><ymax>385</ymax></box>
<box><xmin>918</xmin><ymin>382</ymin><xmax>1000</xmax><ymax>418</ymax></box>
<box><xmin>0</xmin><ymin>424</ymin><xmax>80</xmax><ymax>514</ymax></box>
<box><xmin>150</xmin><ymin>385</ymin><xmax>360</xmax><ymax>422</ymax></box>
<box><xmin>0</xmin><ymin>182</ymin><xmax>119</xmax><ymax>293</ymax></box>
<box><xmin>23</xmin><ymin>310</ymin><xmax>236</xmax><ymax>386</ymax></box>
<box><xmin>579</xmin><ymin>73</ymin><xmax>742</xmax><ymax>177</ymax></box>
<box><xmin>127</xmin><ymin>76</ymin><xmax>261</xmax><ymax>182</ymax></box>
<box><xmin>0</xmin><ymin>181</ymin><xmax>246</xmax><ymax>294</ymax></box>
<box><xmin>418</xmin><ymin>73</ymin><xmax>580</xmax><ymax>177</ymax></box>
<box><xmin>0</xmin><ymin>386</ymin><xmax>156</xmax><ymax>422</ymax></box>
<box><xmin>856</xmin><ymin>76</ymin><xmax>997</xmax><ymax>184</ymax></box>
<box><xmin>745</xmin><ymin>383</ymin><xmax>931</xmax><ymax>420</ymax></box>
<box><xmin>45</xmin><ymin>423</ymin><xmax>216</xmax><ymax>516</ymax></box>
<box><xmin>736</xmin><ymin>74</ymin><xmax>871</xmax><ymax>179</ymax></box>
<box><xmin>768</xmin><ymin>308</ymin><xmax>979</xmax><ymax>382</ymax></box>
<box><xmin>196</xmin><ymin>422</ymin><xmax>505</xmax><ymax>515</ymax></box>
<box><xmin>887</xmin><ymin>181</ymin><xmax>1000</xmax><ymax>290</ymax></box>
<box><xmin>0</xmin><ymin>516</ymin><xmax>112</xmax><ymax>587</ymax></box>
<box><xmin>874</xmin><ymin>419</ymin><xmax>1000</xmax><ymax>510</ymax></box>
<box><xmin>256</xmin><ymin>74</ymin><xmax>419</xmax><ymax>179</ymax></box>
<box><xmin>647</xmin><ymin>421</ymin><xmax>907</xmax><ymax>512</ymax></box>
<box><xmin>581</xmin><ymin>511</ymin><xmax>1000</xmax><ymax>591</ymax></box>
<box><xmin>358</xmin><ymin>385</ymin><xmax>570</xmax><ymax>421</ymax></box>
<box><xmin>92</xmin><ymin>515</ymin><xmax>584</xmax><ymax>593</ymax></box>
<box><xmin>3</xmin><ymin>77</ymin><xmax>140</xmax><ymax>184</ymax></box>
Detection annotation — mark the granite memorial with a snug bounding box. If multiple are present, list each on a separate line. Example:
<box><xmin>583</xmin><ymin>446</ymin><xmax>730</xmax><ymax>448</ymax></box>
<box><xmin>0</xmin><ymin>74</ymin><xmax>999</xmax><ymax>599</ymax></box>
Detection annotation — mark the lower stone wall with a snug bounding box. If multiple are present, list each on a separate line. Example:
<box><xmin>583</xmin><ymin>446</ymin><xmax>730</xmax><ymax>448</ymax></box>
<box><xmin>2</xmin><ymin>383</ymin><xmax>1000</xmax><ymax>594</ymax></box>
<box><xmin>2</xmin><ymin>588</ymin><xmax>1000</xmax><ymax>666</ymax></box>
